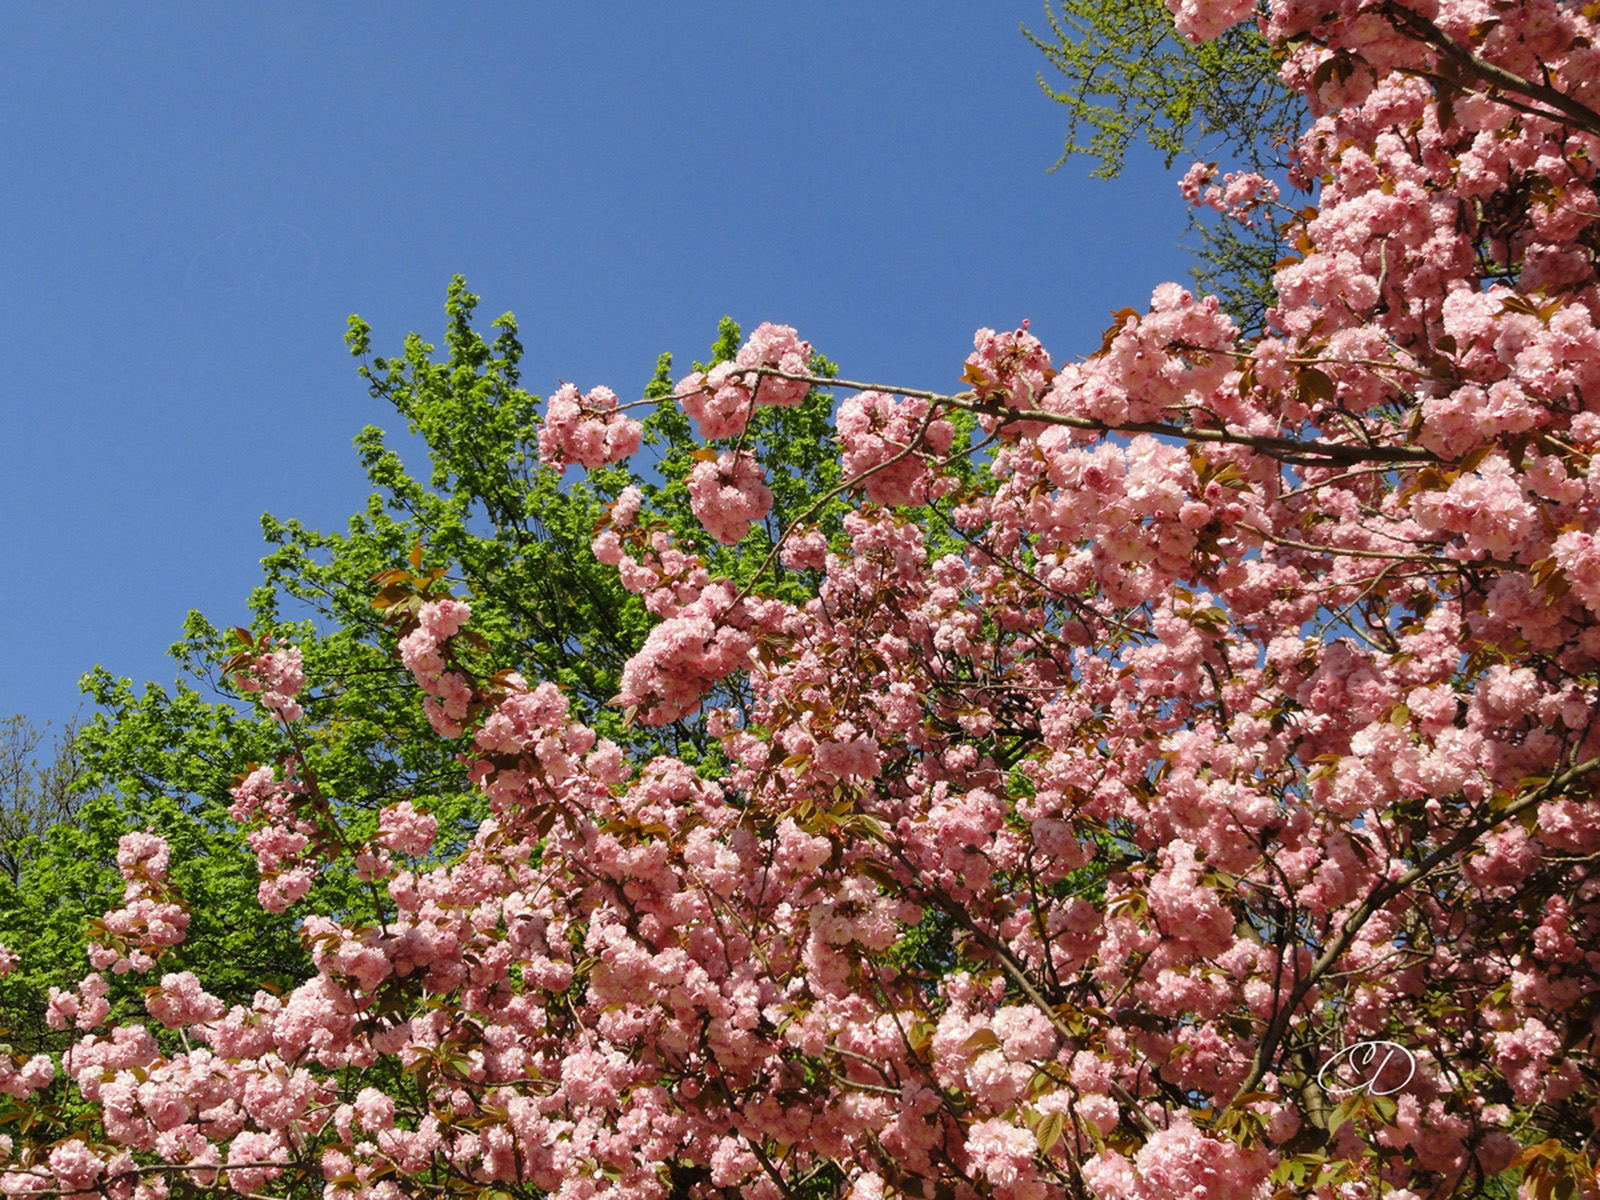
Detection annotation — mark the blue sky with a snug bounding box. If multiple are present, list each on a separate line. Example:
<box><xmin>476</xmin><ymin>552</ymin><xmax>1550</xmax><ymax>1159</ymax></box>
<box><xmin>2</xmin><ymin>4</ymin><xmax>1201</xmax><ymax>736</ymax></box>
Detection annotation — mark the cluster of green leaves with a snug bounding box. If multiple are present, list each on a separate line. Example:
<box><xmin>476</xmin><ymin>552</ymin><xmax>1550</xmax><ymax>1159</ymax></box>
<box><xmin>0</xmin><ymin>280</ymin><xmax>876</xmax><ymax>1050</ymax></box>
<box><xmin>0</xmin><ymin>273</ymin><xmax>1021</xmax><ymax>1068</ymax></box>
<box><xmin>1027</xmin><ymin>0</ymin><xmax>1296</xmax><ymax>179</ymax></box>
<box><xmin>1025</xmin><ymin>0</ymin><xmax>1306</xmax><ymax>332</ymax></box>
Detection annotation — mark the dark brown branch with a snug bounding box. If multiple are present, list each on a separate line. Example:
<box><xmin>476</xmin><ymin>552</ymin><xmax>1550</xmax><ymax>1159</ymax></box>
<box><xmin>1380</xmin><ymin>1</ymin><xmax>1600</xmax><ymax>139</ymax></box>
<box><xmin>1230</xmin><ymin>755</ymin><xmax>1600</xmax><ymax>1105</ymax></box>
<box><xmin>716</xmin><ymin>366</ymin><xmax>1437</xmax><ymax>467</ymax></box>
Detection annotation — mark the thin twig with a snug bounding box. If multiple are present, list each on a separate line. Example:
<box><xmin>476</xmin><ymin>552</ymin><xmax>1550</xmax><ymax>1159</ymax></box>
<box><xmin>1230</xmin><ymin>755</ymin><xmax>1600</xmax><ymax>1105</ymax></box>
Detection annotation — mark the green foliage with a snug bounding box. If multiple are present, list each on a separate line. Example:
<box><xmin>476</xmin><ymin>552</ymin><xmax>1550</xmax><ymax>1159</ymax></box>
<box><xmin>1025</xmin><ymin>0</ymin><xmax>1305</xmax><ymax>332</ymax></box>
<box><xmin>0</xmin><ymin>279</ymin><xmax>861</xmax><ymax>1042</ymax></box>
<box><xmin>0</xmin><ymin>655</ymin><xmax>371</xmax><ymax>1055</ymax></box>
<box><xmin>1026</xmin><ymin>0</ymin><xmax>1298</xmax><ymax>180</ymax></box>
<box><xmin>891</xmin><ymin>905</ymin><xmax>959</xmax><ymax>980</ymax></box>
<box><xmin>0</xmin><ymin>715</ymin><xmax>95</xmax><ymax>887</ymax></box>
<box><xmin>1185</xmin><ymin>202</ymin><xmax>1286</xmax><ymax>337</ymax></box>
<box><xmin>0</xmin><ymin>277</ymin><xmax>1019</xmax><ymax>1075</ymax></box>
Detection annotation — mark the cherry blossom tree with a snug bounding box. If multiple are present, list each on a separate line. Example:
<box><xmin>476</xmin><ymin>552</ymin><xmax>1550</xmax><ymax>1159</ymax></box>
<box><xmin>6</xmin><ymin>0</ymin><xmax>1600</xmax><ymax>1197</ymax></box>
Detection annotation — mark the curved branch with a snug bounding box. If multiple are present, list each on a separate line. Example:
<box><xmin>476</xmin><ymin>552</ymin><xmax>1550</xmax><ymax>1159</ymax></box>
<box><xmin>721</xmin><ymin>366</ymin><xmax>1438</xmax><ymax>467</ymax></box>
<box><xmin>1230</xmin><ymin>755</ymin><xmax>1600</xmax><ymax>1106</ymax></box>
<box><xmin>1379</xmin><ymin>1</ymin><xmax>1600</xmax><ymax>140</ymax></box>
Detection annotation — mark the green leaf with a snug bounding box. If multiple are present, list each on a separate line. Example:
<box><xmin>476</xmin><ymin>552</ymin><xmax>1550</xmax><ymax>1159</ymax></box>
<box><xmin>1035</xmin><ymin>1110</ymin><xmax>1066</xmax><ymax>1154</ymax></box>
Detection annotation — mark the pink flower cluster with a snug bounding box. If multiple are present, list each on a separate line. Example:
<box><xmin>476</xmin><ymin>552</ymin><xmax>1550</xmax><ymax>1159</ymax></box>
<box><xmin>230</xmin><ymin>763</ymin><xmax>322</xmax><ymax>912</ymax></box>
<box><xmin>376</xmin><ymin>799</ymin><xmax>437</xmax><ymax>858</ymax></box>
<box><xmin>1164</xmin><ymin>0</ymin><xmax>1255</xmax><ymax>41</ymax></box>
<box><xmin>468</xmin><ymin>676</ymin><xmax>603</xmax><ymax>804</ymax></box>
<box><xmin>837</xmin><ymin>390</ymin><xmax>956</xmax><ymax>506</ymax></box>
<box><xmin>1083</xmin><ymin>1113</ymin><xmax>1271</xmax><ymax>1200</ymax></box>
<box><xmin>46</xmin><ymin>973</ymin><xmax>109</xmax><ymax>1031</ymax></box>
<box><xmin>536</xmin><ymin>383</ymin><xmax>643</xmax><ymax>473</ymax></box>
<box><xmin>398</xmin><ymin>598</ymin><xmax>475</xmax><ymax>737</ymax></box>
<box><xmin>232</xmin><ymin>643</ymin><xmax>305</xmax><ymax>723</ymax></box>
<box><xmin>592</xmin><ymin>500</ymin><xmax>714</xmax><ymax>619</ymax></box>
<box><xmin>686</xmin><ymin>450</ymin><xmax>773</xmax><ymax>544</ymax></box>
<box><xmin>673</xmin><ymin>322</ymin><xmax>812</xmax><ymax>440</ymax></box>
<box><xmin>145</xmin><ymin>970</ymin><xmax>225</xmax><ymax>1029</ymax></box>
<box><xmin>0</xmin><ymin>1052</ymin><xmax>53</xmax><ymax>1101</ymax></box>
<box><xmin>1180</xmin><ymin>161</ymin><xmax>1282</xmax><ymax>226</ymax></box>
<box><xmin>964</xmin><ymin>320</ymin><xmax>1054</xmax><ymax>411</ymax></box>
<box><xmin>612</xmin><ymin>583</ymin><xmax>764</xmax><ymax>724</ymax></box>
<box><xmin>1045</xmin><ymin>283</ymin><xmax>1241</xmax><ymax>430</ymax></box>
<box><xmin>1552</xmin><ymin>530</ymin><xmax>1600</xmax><ymax>613</ymax></box>
<box><xmin>88</xmin><ymin>832</ymin><xmax>190</xmax><ymax>973</ymax></box>
<box><xmin>17</xmin><ymin>2</ymin><xmax>1600</xmax><ymax>1196</ymax></box>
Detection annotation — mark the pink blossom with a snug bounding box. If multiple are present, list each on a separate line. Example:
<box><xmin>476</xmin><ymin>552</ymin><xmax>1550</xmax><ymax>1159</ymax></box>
<box><xmin>145</xmin><ymin>972</ymin><xmax>225</xmax><ymax>1029</ymax></box>
<box><xmin>674</xmin><ymin>324</ymin><xmax>813</xmax><ymax>440</ymax></box>
<box><xmin>964</xmin><ymin>320</ymin><xmax>1053</xmax><ymax>412</ymax></box>
<box><xmin>116</xmin><ymin>831</ymin><xmax>171</xmax><ymax>880</ymax></box>
<box><xmin>224</xmin><ymin>1131</ymin><xmax>287</xmax><ymax>1194</ymax></box>
<box><xmin>838</xmin><ymin>391</ymin><xmax>955</xmax><ymax>506</ymax></box>
<box><xmin>1552</xmin><ymin>529</ymin><xmax>1600</xmax><ymax>612</ymax></box>
<box><xmin>46</xmin><ymin>1141</ymin><xmax>105</xmax><ymax>1194</ymax></box>
<box><xmin>418</xmin><ymin>597</ymin><xmax>470</xmax><ymax>641</ymax></box>
<box><xmin>965</xmin><ymin>1118</ymin><xmax>1043</xmax><ymax>1196</ymax></box>
<box><xmin>1165</xmin><ymin>0</ymin><xmax>1256</xmax><ymax>41</ymax></box>
<box><xmin>0</xmin><ymin>1052</ymin><xmax>54</xmax><ymax>1100</ymax></box>
<box><xmin>21</xmin><ymin>4</ymin><xmax>1600</xmax><ymax>1194</ymax></box>
<box><xmin>779</xmin><ymin>526</ymin><xmax>828</xmax><ymax>571</ymax></box>
<box><xmin>233</xmin><ymin>643</ymin><xmax>305</xmax><ymax>723</ymax></box>
<box><xmin>736</xmin><ymin>322</ymin><xmax>812</xmax><ymax>405</ymax></box>
<box><xmin>377</xmin><ymin>801</ymin><xmax>438</xmax><ymax>857</ymax></box>
<box><xmin>687</xmin><ymin>450</ymin><xmax>773</xmax><ymax>545</ymax></box>
<box><xmin>536</xmin><ymin>383</ymin><xmax>643</xmax><ymax>472</ymax></box>
<box><xmin>47</xmin><ymin>973</ymin><xmax>109</xmax><ymax>1032</ymax></box>
<box><xmin>1182</xmin><ymin>162</ymin><xmax>1282</xmax><ymax>225</ymax></box>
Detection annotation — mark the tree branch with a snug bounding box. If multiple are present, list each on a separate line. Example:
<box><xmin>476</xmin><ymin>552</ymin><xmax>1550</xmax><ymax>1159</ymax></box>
<box><xmin>1230</xmin><ymin>755</ymin><xmax>1600</xmax><ymax>1106</ymax></box>
<box><xmin>721</xmin><ymin>366</ymin><xmax>1438</xmax><ymax>467</ymax></box>
<box><xmin>1380</xmin><ymin>1</ymin><xmax>1600</xmax><ymax>140</ymax></box>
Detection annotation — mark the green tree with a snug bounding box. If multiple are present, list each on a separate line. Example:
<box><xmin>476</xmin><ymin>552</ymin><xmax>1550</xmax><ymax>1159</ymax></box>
<box><xmin>1026</xmin><ymin>0</ymin><xmax>1305</xmax><ymax>330</ymax></box>
<box><xmin>0</xmin><ymin>279</ymin><xmax>866</xmax><ymax>1045</ymax></box>
<box><xmin>0</xmin><ymin>715</ymin><xmax>97</xmax><ymax>886</ymax></box>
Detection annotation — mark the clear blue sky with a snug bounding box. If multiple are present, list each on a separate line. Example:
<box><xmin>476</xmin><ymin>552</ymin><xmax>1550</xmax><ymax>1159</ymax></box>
<box><xmin>2</xmin><ymin>4</ymin><xmax>1199</xmax><ymax>736</ymax></box>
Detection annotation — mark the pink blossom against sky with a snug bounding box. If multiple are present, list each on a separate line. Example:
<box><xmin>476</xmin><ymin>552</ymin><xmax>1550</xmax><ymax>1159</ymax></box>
<box><xmin>0</xmin><ymin>3</ymin><xmax>1196</xmax><ymax>731</ymax></box>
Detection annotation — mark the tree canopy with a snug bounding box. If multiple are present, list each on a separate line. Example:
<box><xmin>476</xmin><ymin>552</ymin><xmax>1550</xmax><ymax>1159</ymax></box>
<box><xmin>6</xmin><ymin>1</ymin><xmax>1600</xmax><ymax>1197</ymax></box>
<box><xmin>0</xmin><ymin>283</ymin><xmax>866</xmax><ymax>1041</ymax></box>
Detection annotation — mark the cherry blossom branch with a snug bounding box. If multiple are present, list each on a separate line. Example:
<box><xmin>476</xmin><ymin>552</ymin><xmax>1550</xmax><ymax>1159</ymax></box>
<box><xmin>722</xmin><ymin>366</ymin><xmax>1438</xmax><ymax>467</ymax></box>
<box><xmin>1232</xmin><ymin>754</ymin><xmax>1600</xmax><ymax>1106</ymax></box>
<box><xmin>746</xmin><ymin>1138</ymin><xmax>802</xmax><ymax>1200</ymax></box>
<box><xmin>1378</xmin><ymin>0</ymin><xmax>1600</xmax><ymax>140</ymax></box>
<box><xmin>1279</xmin><ymin>464</ymin><xmax>1403</xmax><ymax>500</ymax></box>
<box><xmin>1240</xmin><ymin>522</ymin><xmax>1523</xmax><ymax>571</ymax></box>
<box><xmin>920</xmin><ymin>498</ymin><xmax>1147</xmax><ymax>641</ymax></box>
<box><xmin>1238</xmin><ymin>522</ymin><xmax>1443</xmax><ymax>564</ymax></box>
<box><xmin>725</xmin><ymin>400</ymin><xmax>944</xmax><ymax>611</ymax></box>
<box><xmin>1165</xmin><ymin>338</ymin><xmax>1434</xmax><ymax>380</ymax></box>
<box><xmin>0</xmin><ymin>1162</ymin><xmax>309</xmax><ymax>1197</ymax></box>
<box><xmin>897</xmin><ymin>858</ymin><xmax>1161</xmax><ymax>1135</ymax></box>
